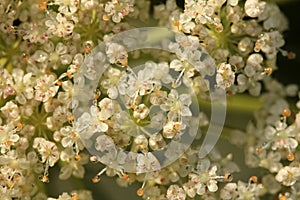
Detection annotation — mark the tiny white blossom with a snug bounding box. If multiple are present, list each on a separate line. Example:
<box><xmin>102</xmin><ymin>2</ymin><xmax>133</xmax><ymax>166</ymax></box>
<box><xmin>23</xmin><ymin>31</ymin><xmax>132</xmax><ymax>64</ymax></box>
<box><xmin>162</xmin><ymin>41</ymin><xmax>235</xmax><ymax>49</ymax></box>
<box><xmin>34</xmin><ymin>75</ymin><xmax>59</xmax><ymax>102</ymax></box>
<box><xmin>216</xmin><ymin>63</ymin><xmax>235</xmax><ymax>89</ymax></box>
<box><xmin>12</xmin><ymin>69</ymin><xmax>34</xmax><ymax>104</ymax></box>
<box><xmin>166</xmin><ymin>184</ymin><xmax>186</xmax><ymax>200</ymax></box>
<box><xmin>33</xmin><ymin>137</ymin><xmax>60</xmax><ymax>167</ymax></box>
<box><xmin>189</xmin><ymin>165</ymin><xmax>219</xmax><ymax>193</ymax></box>
<box><xmin>275</xmin><ymin>166</ymin><xmax>300</xmax><ymax>186</ymax></box>
<box><xmin>95</xmin><ymin>135</ymin><xmax>115</xmax><ymax>152</ymax></box>
<box><xmin>133</xmin><ymin>104</ymin><xmax>150</xmax><ymax>119</ymax></box>
<box><xmin>0</xmin><ymin>69</ymin><xmax>15</xmax><ymax>99</ymax></box>
<box><xmin>1</xmin><ymin>101</ymin><xmax>20</xmax><ymax>121</ymax></box>
<box><xmin>104</xmin><ymin>0</ymin><xmax>134</xmax><ymax>23</ymax></box>
<box><xmin>98</xmin><ymin>98</ymin><xmax>116</xmax><ymax>120</ymax></box>
<box><xmin>244</xmin><ymin>0</ymin><xmax>266</xmax><ymax>18</ymax></box>
<box><xmin>106</xmin><ymin>43</ymin><xmax>128</xmax><ymax>66</ymax></box>
<box><xmin>55</xmin><ymin>0</ymin><xmax>79</xmax><ymax>16</ymax></box>
<box><xmin>45</xmin><ymin>13</ymin><xmax>74</xmax><ymax>37</ymax></box>
<box><xmin>137</xmin><ymin>152</ymin><xmax>161</xmax><ymax>174</ymax></box>
<box><xmin>220</xmin><ymin>183</ymin><xmax>238</xmax><ymax>200</ymax></box>
<box><xmin>160</xmin><ymin>89</ymin><xmax>192</xmax><ymax>121</ymax></box>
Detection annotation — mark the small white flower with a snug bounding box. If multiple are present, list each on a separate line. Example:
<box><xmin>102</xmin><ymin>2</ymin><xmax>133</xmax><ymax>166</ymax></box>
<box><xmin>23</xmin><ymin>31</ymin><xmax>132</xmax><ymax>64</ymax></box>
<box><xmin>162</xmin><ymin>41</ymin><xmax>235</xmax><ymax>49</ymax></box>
<box><xmin>0</xmin><ymin>123</ymin><xmax>20</xmax><ymax>152</ymax></box>
<box><xmin>244</xmin><ymin>0</ymin><xmax>266</xmax><ymax>18</ymax></box>
<box><xmin>59</xmin><ymin>148</ymin><xmax>87</xmax><ymax>180</ymax></box>
<box><xmin>59</xmin><ymin>126</ymin><xmax>81</xmax><ymax>149</ymax></box>
<box><xmin>275</xmin><ymin>166</ymin><xmax>300</xmax><ymax>186</ymax></box>
<box><xmin>98</xmin><ymin>98</ymin><xmax>116</xmax><ymax>120</ymax></box>
<box><xmin>183</xmin><ymin>181</ymin><xmax>197</xmax><ymax>198</ymax></box>
<box><xmin>136</xmin><ymin>152</ymin><xmax>161</xmax><ymax>174</ymax></box>
<box><xmin>160</xmin><ymin>89</ymin><xmax>192</xmax><ymax>121</ymax></box>
<box><xmin>170</xmin><ymin>59</ymin><xmax>185</xmax><ymax>71</ymax></box>
<box><xmin>151</xmin><ymin>62</ymin><xmax>173</xmax><ymax>84</ymax></box>
<box><xmin>236</xmin><ymin>180</ymin><xmax>264</xmax><ymax>199</ymax></box>
<box><xmin>166</xmin><ymin>184</ymin><xmax>186</xmax><ymax>200</ymax></box>
<box><xmin>163</xmin><ymin>121</ymin><xmax>182</xmax><ymax>139</ymax></box>
<box><xmin>32</xmin><ymin>50</ymin><xmax>49</xmax><ymax>63</ymax></box>
<box><xmin>12</xmin><ymin>69</ymin><xmax>34</xmax><ymax>104</ymax></box>
<box><xmin>101</xmin><ymin>68</ymin><xmax>123</xmax><ymax>99</ymax></box>
<box><xmin>34</xmin><ymin>75</ymin><xmax>59</xmax><ymax>102</ymax></box>
<box><xmin>55</xmin><ymin>0</ymin><xmax>79</xmax><ymax>16</ymax></box>
<box><xmin>133</xmin><ymin>104</ymin><xmax>150</xmax><ymax>120</ymax></box>
<box><xmin>104</xmin><ymin>0</ymin><xmax>134</xmax><ymax>23</ymax></box>
<box><xmin>90</xmin><ymin>105</ymin><xmax>109</xmax><ymax>132</ymax></box>
<box><xmin>263</xmin><ymin>120</ymin><xmax>298</xmax><ymax>153</ymax></box>
<box><xmin>44</xmin><ymin>42</ymin><xmax>73</xmax><ymax>69</ymax></box>
<box><xmin>75</xmin><ymin>108</ymin><xmax>109</xmax><ymax>140</ymax></box>
<box><xmin>220</xmin><ymin>183</ymin><xmax>238</xmax><ymax>200</ymax></box>
<box><xmin>150</xmin><ymin>90</ymin><xmax>168</xmax><ymax>105</ymax></box>
<box><xmin>106</xmin><ymin>43</ymin><xmax>128</xmax><ymax>66</ymax></box>
<box><xmin>1</xmin><ymin>101</ymin><xmax>19</xmax><ymax>120</ymax></box>
<box><xmin>95</xmin><ymin>135</ymin><xmax>115</xmax><ymax>152</ymax></box>
<box><xmin>216</xmin><ymin>63</ymin><xmax>235</xmax><ymax>89</ymax></box>
<box><xmin>237</xmin><ymin>66</ymin><xmax>262</xmax><ymax>96</ymax></box>
<box><xmin>149</xmin><ymin>133</ymin><xmax>166</xmax><ymax>150</ymax></box>
<box><xmin>122</xmin><ymin>66</ymin><xmax>157</xmax><ymax>97</ymax></box>
<box><xmin>22</xmin><ymin>20</ymin><xmax>49</xmax><ymax>44</ymax></box>
<box><xmin>189</xmin><ymin>165</ymin><xmax>219</xmax><ymax>193</ymax></box>
<box><xmin>45</xmin><ymin>13</ymin><xmax>74</xmax><ymax>37</ymax></box>
<box><xmin>57</xmin><ymin>80</ymin><xmax>73</xmax><ymax>107</ymax></box>
<box><xmin>0</xmin><ymin>69</ymin><xmax>15</xmax><ymax>99</ymax></box>
<box><xmin>33</xmin><ymin>137</ymin><xmax>60</xmax><ymax>167</ymax></box>
<box><xmin>257</xmin><ymin>31</ymin><xmax>285</xmax><ymax>56</ymax></box>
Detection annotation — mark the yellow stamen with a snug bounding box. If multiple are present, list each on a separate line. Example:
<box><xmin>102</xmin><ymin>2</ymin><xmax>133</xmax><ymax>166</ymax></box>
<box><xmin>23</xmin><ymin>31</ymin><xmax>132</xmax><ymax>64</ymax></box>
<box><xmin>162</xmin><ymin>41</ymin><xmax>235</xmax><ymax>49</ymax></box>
<box><xmin>264</xmin><ymin>68</ymin><xmax>272</xmax><ymax>75</ymax></box>
<box><xmin>282</xmin><ymin>108</ymin><xmax>291</xmax><ymax>118</ymax></box>
<box><xmin>71</xmin><ymin>193</ymin><xmax>79</xmax><ymax>200</ymax></box>
<box><xmin>136</xmin><ymin>188</ymin><xmax>144</xmax><ymax>197</ymax></box>
<box><xmin>256</xmin><ymin>146</ymin><xmax>263</xmax><ymax>154</ymax></box>
<box><xmin>122</xmin><ymin>173</ymin><xmax>129</xmax><ymax>180</ymax></box>
<box><xmin>103</xmin><ymin>14</ymin><xmax>109</xmax><ymax>21</ymax></box>
<box><xmin>75</xmin><ymin>154</ymin><xmax>81</xmax><ymax>161</ymax></box>
<box><xmin>68</xmin><ymin>115</ymin><xmax>74</xmax><ymax>122</ymax></box>
<box><xmin>66</xmin><ymin>72</ymin><xmax>72</xmax><ymax>78</ymax></box>
<box><xmin>5</xmin><ymin>141</ymin><xmax>13</xmax><ymax>147</ymax></box>
<box><xmin>92</xmin><ymin>176</ymin><xmax>100</xmax><ymax>183</ymax></box>
<box><xmin>287</xmin><ymin>152</ymin><xmax>295</xmax><ymax>161</ymax></box>
<box><xmin>250</xmin><ymin>176</ymin><xmax>257</xmax><ymax>183</ymax></box>
<box><xmin>287</xmin><ymin>52</ymin><xmax>296</xmax><ymax>60</ymax></box>
<box><xmin>40</xmin><ymin>175</ymin><xmax>49</xmax><ymax>183</ymax></box>
<box><xmin>224</xmin><ymin>173</ymin><xmax>232</xmax><ymax>181</ymax></box>
<box><xmin>7</xmin><ymin>181</ymin><xmax>14</xmax><ymax>188</ymax></box>
<box><xmin>56</xmin><ymin>80</ymin><xmax>62</xmax><ymax>86</ymax></box>
<box><xmin>174</xmin><ymin>123</ymin><xmax>181</xmax><ymax>130</ymax></box>
<box><xmin>278</xmin><ymin>193</ymin><xmax>286</xmax><ymax>200</ymax></box>
<box><xmin>17</xmin><ymin>123</ymin><xmax>23</xmax><ymax>129</ymax></box>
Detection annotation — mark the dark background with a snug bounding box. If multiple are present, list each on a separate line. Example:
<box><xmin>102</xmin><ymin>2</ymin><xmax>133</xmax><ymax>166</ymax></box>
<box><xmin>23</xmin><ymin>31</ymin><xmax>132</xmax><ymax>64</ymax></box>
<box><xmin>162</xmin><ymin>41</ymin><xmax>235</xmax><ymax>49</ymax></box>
<box><xmin>273</xmin><ymin>0</ymin><xmax>300</xmax><ymax>87</ymax></box>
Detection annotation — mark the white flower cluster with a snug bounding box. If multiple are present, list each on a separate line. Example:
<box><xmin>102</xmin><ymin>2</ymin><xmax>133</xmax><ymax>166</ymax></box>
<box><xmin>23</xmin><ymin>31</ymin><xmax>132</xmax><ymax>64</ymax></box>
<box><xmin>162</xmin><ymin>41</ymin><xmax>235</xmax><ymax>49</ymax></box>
<box><xmin>75</xmin><ymin>51</ymin><xmax>201</xmax><ymax>173</ymax></box>
<box><xmin>0</xmin><ymin>0</ymin><xmax>299</xmax><ymax>200</ymax></box>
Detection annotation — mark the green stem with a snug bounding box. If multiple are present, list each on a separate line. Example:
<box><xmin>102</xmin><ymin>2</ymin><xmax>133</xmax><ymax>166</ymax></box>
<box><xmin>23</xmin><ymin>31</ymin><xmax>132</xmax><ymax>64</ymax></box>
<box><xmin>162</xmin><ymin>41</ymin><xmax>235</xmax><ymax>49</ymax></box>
<box><xmin>35</xmin><ymin>175</ymin><xmax>48</xmax><ymax>196</ymax></box>
<box><xmin>198</xmin><ymin>94</ymin><xmax>263</xmax><ymax>130</ymax></box>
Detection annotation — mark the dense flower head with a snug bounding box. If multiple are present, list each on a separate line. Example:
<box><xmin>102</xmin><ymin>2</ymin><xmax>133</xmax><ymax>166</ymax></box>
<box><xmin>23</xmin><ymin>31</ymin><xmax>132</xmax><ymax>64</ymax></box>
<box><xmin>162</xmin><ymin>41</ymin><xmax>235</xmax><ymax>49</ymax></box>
<box><xmin>0</xmin><ymin>0</ymin><xmax>299</xmax><ymax>199</ymax></box>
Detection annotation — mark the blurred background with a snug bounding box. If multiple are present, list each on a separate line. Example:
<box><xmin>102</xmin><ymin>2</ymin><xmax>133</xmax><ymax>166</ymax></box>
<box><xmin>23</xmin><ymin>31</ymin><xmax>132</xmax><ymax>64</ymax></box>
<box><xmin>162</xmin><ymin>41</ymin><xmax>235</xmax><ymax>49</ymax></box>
<box><xmin>273</xmin><ymin>0</ymin><xmax>300</xmax><ymax>86</ymax></box>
